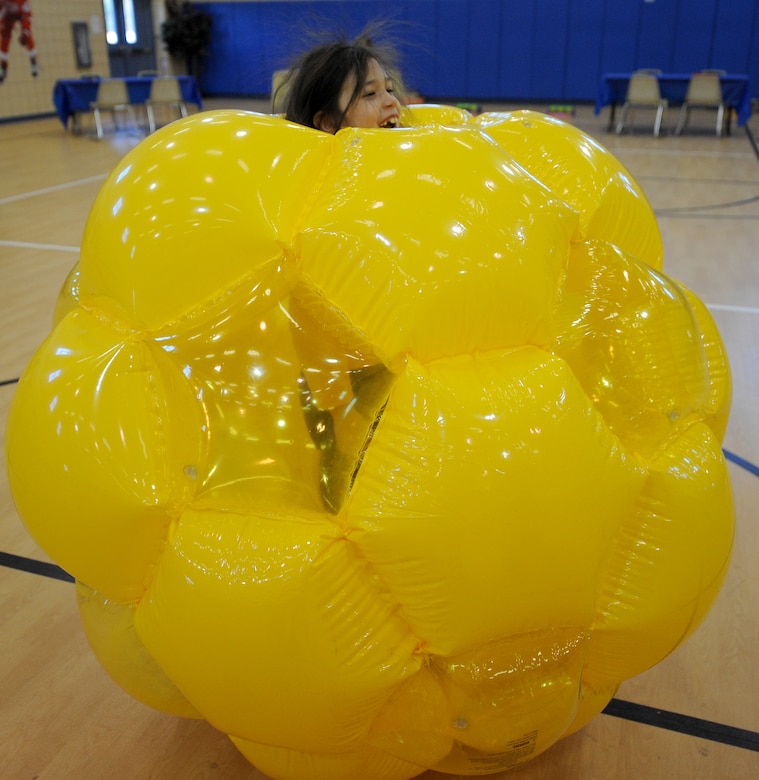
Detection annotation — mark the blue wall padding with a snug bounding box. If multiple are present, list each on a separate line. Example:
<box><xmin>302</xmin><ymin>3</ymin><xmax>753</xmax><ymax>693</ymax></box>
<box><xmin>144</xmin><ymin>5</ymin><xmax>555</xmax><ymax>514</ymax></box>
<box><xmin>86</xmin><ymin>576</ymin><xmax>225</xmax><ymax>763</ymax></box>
<box><xmin>195</xmin><ymin>1</ymin><xmax>759</xmax><ymax>100</ymax></box>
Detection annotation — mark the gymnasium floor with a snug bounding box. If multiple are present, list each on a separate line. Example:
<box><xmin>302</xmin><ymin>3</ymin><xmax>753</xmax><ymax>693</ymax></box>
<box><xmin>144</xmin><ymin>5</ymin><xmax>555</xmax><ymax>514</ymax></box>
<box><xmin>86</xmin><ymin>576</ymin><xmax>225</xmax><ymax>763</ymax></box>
<box><xmin>1</xmin><ymin>98</ymin><xmax>757</xmax><ymax>779</ymax></box>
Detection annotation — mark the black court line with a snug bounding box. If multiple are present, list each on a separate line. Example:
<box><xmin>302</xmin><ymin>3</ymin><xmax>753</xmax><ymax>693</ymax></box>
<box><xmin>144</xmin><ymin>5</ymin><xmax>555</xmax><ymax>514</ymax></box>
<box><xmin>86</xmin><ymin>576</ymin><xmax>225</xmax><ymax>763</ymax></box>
<box><xmin>604</xmin><ymin>698</ymin><xmax>759</xmax><ymax>752</ymax></box>
<box><xmin>655</xmin><ymin>193</ymin><xmax>759</xmax><ymax>214</ymax></box>
<box><xmin>4</xmin><ymin>547</ymin><xmax>759</xmax><ymax>753</ymax></box>
<box><xmin>0</xmin><ymin>551</ymin><xmax>74</xmax><ymax>582</ymax></box>
<box><xmin>655</xmin><ymin>212</ymin><xmax>759</xmax><ymax>220</ymax></box>
<box><xmin>0</xmin><ymin>376</ymin><xmax>19</xmax><ymax>387</ymax></box>
<box><xmin>642</xmin><ymin>175</ymin><xmax>759</xmax><ymax>186</ymax></box>
<box><xmin>653</xmin><ymin>124</ymin><xmax>759</xmax><ymax>217</ymax></box>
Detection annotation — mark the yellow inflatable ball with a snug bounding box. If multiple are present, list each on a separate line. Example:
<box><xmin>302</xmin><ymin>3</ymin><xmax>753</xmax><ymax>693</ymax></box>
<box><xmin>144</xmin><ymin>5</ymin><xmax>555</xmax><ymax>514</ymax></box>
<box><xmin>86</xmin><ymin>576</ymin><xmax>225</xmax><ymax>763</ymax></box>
<box><xmin>6</xmin><ymin>108</ymin><xmax>733</xmax><ymax>780</ymax></box>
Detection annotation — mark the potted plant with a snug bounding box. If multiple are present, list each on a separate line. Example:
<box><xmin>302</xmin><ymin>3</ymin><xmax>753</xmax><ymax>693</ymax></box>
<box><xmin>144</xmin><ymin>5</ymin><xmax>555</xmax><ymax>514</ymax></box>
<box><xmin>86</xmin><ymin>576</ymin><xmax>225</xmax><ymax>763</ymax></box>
<box><xmin>161</xmin><ymin>1</ymin><xmax>212</xmax><ymax>81</ymax></box>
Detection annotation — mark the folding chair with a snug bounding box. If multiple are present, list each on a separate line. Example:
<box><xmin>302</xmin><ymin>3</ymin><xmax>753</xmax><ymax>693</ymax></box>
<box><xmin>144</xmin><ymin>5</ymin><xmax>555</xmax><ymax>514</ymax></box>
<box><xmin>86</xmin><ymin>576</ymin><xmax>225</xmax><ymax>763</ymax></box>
<box><xmin>271</xmin><ymin>69</ymin><xmax>291</xmax><ymax>114</ymax></box>
<box><xmin>90</xmin><ymin>79</ymin><xmax>138</xmax><ymax>139</ymax></box>
<box><xmin>145</xmin><ymin>77</ymin><xmax>188</xmax><ymax>133</ymax></box>
<box><xmin>615</xmin><ymin>71</ymin><xmax>668</xmax><ymax>136</ymax></box>
<box><xmin>675</xmin><ymin>71</ymin><xmax>726</xmax><ymax>136</ymax></box>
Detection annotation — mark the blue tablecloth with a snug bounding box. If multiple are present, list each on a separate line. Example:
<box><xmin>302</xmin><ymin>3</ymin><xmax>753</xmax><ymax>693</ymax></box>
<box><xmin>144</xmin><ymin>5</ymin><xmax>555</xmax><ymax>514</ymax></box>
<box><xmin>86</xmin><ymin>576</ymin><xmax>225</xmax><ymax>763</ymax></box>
<box><xmin>52</xmin><ymin>76</ymin><xmax>203</xmax><ymax>130</ymax></box>
<box><xmin>596</xmin><ymin>73</ymin><xmax>751</xmax><ymax>127</ymax></box>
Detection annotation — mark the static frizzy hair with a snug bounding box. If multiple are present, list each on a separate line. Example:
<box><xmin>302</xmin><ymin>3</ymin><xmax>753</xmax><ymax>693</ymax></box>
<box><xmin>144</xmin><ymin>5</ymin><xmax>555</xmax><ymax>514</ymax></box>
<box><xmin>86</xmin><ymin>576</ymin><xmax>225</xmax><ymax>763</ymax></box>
<box><xmin>279</xmin><ymin>23</ymin><xmax>405</xmax><ymax>131</ymax></box>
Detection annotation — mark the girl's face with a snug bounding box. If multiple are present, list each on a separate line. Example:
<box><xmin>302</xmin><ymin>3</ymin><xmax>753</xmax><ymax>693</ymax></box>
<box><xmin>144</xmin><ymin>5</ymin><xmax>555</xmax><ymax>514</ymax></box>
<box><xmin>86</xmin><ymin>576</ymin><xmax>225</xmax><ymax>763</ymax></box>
<box><xmin>337</xmin><ymin>58</ymin><xmax>401</xmax><ymax>130</ymax></box>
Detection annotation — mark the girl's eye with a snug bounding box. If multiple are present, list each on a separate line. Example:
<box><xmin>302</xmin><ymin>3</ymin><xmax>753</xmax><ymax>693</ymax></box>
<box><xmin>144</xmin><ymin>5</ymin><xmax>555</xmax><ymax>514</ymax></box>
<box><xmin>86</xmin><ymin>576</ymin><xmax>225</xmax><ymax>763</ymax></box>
<box><xmin>363</xmin><ymin>91</ymin><xmax>376</xmax><ymax>99</ymax></box>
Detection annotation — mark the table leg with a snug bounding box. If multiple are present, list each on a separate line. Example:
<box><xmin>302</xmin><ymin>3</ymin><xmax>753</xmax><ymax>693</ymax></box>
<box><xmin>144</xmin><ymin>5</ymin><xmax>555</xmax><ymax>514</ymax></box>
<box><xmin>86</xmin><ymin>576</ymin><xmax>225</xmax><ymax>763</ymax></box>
<box><xmin>607</xmin><ymin>103</ymin><xmax>617</xmax><ymax>132</ymax></box>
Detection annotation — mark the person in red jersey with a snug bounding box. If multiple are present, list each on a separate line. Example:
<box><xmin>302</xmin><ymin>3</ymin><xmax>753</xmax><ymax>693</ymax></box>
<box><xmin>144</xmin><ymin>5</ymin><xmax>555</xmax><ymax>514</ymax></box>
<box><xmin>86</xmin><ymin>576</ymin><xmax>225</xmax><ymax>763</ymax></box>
<box><xmin>0</xmin><ymin>0</ymin><xmax>38</xmax><ymax>83</ymax></box>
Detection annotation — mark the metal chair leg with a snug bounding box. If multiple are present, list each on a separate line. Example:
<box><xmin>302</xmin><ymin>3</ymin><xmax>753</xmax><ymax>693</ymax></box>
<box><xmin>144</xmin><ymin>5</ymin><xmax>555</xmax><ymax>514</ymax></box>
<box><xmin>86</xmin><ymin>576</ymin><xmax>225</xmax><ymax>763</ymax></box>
<box><xmin>93</xmin><ymin>107</ymin><xmax>103</xmax><ymax>139</ymax></box>
<box><xmin>615</xmin><ymin>104</ymin><xmax>629</xmax><ymax>134</ymax></box>
<box><xmin>126</xmin><ymin>105</ymin><xmax>138</xmax><ymax>135</ymax></box>
<box><xmin>675</xmin><ymin>104</ymin><xmax>688</xmax><ymax>135</ymax></box>
<box><xmin>654</xmin><ymin>105</ymin><xmax>664</xmax><ymax>136</ymax></box>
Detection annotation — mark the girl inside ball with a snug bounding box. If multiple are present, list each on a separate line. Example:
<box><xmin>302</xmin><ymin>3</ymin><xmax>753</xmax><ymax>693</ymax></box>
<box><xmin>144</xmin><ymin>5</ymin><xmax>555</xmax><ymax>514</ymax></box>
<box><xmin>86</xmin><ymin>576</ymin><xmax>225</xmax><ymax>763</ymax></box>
<box><xmin>279</xmin><ymin>27</ymin><xmax>405</xmax><ymax>132</ymax></box>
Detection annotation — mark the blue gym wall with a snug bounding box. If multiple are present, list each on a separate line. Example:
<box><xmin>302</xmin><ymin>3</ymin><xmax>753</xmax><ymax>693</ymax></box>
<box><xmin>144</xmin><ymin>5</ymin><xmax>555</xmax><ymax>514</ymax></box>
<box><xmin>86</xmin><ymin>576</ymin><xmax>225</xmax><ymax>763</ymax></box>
<box><xmin>195</xmin><ymin>0</ymin><xmax>759</xmax><ymax>101</ymax></box>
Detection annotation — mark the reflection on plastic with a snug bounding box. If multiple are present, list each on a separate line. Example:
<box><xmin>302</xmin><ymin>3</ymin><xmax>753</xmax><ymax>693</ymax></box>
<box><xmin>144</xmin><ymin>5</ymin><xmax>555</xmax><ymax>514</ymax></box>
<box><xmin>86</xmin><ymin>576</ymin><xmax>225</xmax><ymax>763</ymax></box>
<box><xmin>6</xmin><ymin>107</ymin><xmax>734</xmax><ymax>780</ymax></box>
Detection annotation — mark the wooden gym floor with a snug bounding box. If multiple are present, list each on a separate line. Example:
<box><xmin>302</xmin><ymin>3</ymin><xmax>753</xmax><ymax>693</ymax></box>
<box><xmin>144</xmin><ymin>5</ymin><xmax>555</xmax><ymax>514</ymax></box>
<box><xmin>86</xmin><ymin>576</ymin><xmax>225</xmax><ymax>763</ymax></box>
<box><xmin>1</xmin><ymin>99</ymin><xmax>758</xmax><ymax>779</ymax></box>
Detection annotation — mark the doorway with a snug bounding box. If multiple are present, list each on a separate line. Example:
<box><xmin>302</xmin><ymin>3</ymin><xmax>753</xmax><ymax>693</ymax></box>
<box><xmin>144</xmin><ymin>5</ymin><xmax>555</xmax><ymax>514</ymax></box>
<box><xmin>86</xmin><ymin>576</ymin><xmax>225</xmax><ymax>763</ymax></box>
<box><xmin>103</xmin><ymin>0</ymin><xmax>156</xmax><ymax>76</ymax></box>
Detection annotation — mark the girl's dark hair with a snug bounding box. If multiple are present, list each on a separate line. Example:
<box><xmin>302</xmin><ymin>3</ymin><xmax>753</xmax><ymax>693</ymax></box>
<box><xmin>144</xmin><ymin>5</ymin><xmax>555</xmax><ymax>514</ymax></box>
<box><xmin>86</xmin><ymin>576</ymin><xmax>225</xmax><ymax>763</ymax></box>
<box><xmin>279</xmin><ymin>25</ymin><xmax>404</xmax><ymax>131</ymax></box>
